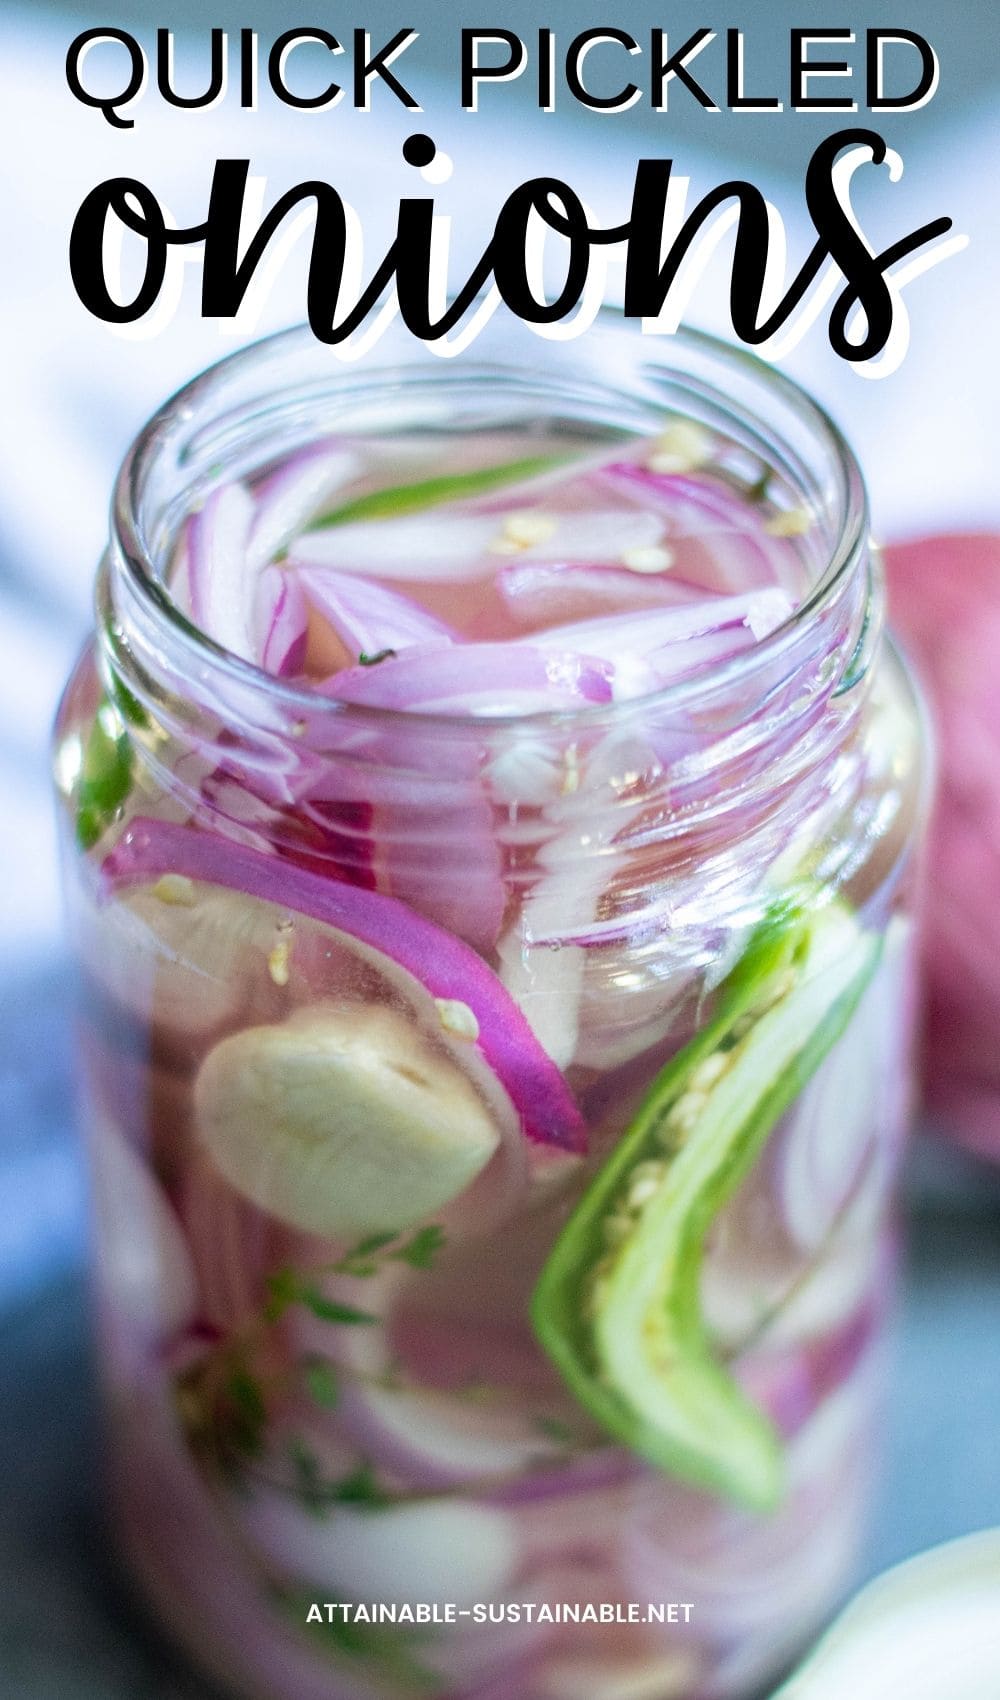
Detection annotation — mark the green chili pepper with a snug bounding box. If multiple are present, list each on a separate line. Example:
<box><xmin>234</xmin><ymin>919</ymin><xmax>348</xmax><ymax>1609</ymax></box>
<box><xmin>312</xmin><ymin>455</ymin><xmax>566</xmax><ymax>527</ymax></box>
<box><xmin>531</xmin><ymin>898</ymin><xmax>882</xmax><ymax>1511</ymax></box>
<box><xmin>75</xmin><ymin>695</ymin><xmax>133</xmax><ymax>849</ymax></box>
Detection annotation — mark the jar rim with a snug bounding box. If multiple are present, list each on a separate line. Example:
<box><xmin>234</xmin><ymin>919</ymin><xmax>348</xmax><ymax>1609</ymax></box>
<box><xmin>109</xmin><ymin>314</ymin><xmax>870</xmax><ymax>735</ymax></box>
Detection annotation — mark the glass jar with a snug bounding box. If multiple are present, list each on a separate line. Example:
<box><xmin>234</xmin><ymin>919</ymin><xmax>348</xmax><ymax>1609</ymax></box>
<box><xmin>53</xmin><ymin>318</ymin><xmax>928</xmax><ymax>1700</ymax></box>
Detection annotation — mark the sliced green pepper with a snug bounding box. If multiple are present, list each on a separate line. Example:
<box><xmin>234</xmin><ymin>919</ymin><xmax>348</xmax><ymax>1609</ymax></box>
<box><xmin>75</xmin><ymin>695</ymin><xmax>133</xmax><ymax>849</ymax></box>
<box><xmin>312</xmin><ymin>455</ymin><xmax>566</xmax><ymax>527</ymax></box>
<box><xmin>531</xmin><ymin>899</ymin><xmax>882</xmax><ymax>1511</ymax></box>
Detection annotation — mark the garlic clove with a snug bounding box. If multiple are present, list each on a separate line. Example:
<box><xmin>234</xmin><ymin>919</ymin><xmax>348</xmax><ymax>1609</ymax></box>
<box><xmin>193</xmin><ymin>1001</ymin><xmax>500</xmax><ymax>1237</ymax></box>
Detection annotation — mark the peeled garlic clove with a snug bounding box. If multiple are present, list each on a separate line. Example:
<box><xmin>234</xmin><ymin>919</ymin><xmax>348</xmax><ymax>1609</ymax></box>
<box><xmin>193</xmin><ymin>1001</ymin><xmax>500</xmax><ymax>1237</ymax></box>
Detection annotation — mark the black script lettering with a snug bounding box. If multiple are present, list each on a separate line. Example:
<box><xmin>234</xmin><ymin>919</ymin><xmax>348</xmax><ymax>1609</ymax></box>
<box><xmin>200</xmin><ymin>161</ymin><xmax>350</xmax><ymax>335</ymax></box>
<box><xmin>490</xmin><ymin>180</ymin><xmax>594</xmax><ymax>320</ymax></box>
<box><xmin>623</xmin><ymin>162</ymin><xmax>826</xmax><ymax>340</ymax></box>
<box><xmin>805</xmin><ymin>129</ymin><xmax>952</xmax><ymax>360</ymax></box>
<box><xmin>69</xmin><ymin>178</ymin><xmax>171</xmax><ymax>318</ymax></box>
<box><xmin>66</xmin><ymin>130</ymin><xmax>957</xmax><ymax>369</ymax></box>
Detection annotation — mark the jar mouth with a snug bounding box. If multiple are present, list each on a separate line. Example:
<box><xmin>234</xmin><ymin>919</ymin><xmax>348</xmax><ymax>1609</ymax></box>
<box><xmin>109</xmin><ymin>315</ymin><xmax>870</xmax><ymax>736</ymax></box>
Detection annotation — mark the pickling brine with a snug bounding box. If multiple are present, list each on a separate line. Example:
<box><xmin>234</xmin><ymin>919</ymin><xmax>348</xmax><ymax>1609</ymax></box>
<box><xmin>54</xmin><ymin>320</ymin><xmax>927</xmax><ymax>1700</ymax></box>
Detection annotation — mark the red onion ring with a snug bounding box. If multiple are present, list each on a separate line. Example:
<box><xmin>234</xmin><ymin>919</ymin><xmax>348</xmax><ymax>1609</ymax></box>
<box><xmin>102</xmin><ymin>819</ymin><xmax>587</xmax><ymax>1154</ymax></box>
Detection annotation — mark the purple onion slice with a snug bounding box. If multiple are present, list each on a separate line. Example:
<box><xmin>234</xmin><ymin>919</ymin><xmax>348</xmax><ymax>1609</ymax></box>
<box><xmin>102</xmin><ymin>819</ymin><xmax>587</xmax><ymax>1154</ymax></box>
<box><xmin>296</xmin><ymin>566</ymin><xmax>459</xmax><ymax>658</ymax></box>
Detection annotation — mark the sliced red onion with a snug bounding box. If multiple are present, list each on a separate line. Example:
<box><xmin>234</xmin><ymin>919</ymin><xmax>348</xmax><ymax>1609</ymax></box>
<box><xmin>485</xmin><ymin>735</ymin><xmax>566</xmax><ymax>807</ymax></box>
<box><xmin>285</xmin><ymin>677</ymin><xmax>509</xmax><ymax>953</ymax></box>
<box><xmin>289</xmin><ymin>508</ymin><xmax>667</xmax><ymax>583</ymax></box>
<box><xmin>734</xmin><ymin>1301</ymin><xmax>880</xmax><ymax>1446</ymax></box>
<box><xmin>90</xmin><ymin>1116</ymin><xmax>198</xmax><ymax>1341</ymax></box>
<box><xmin>534</xmin><ymin>591</ymin><xmax>792</xmax><ymax>678</ymax></box>
<box><xmin>497</xmin><ymin>841</ymin><xmax>604</xmax><ymax>1071</ymax></box>
<box><xmin>422</xmin><ymin>1575</ymin><xmax>569</xmax><ymax>1690</ymax></box>
<box><xmin>176</xmin><ymin>1153</ymin><xmax>283</xmax><ymax>1336</ymax></box>
<box><xmin>778</xmin><ymin>1017</ymin><xmax>883</xmax><ymax>1257</ymax></box>
<box><xmin>246</xmin><ymin>444</ymin><xmax>360</xmax><ymax>571</ymax></box>
<box><xmin>113</xmin><ymin>1403</ymin><xmax>372</xmax><ymax>1700</ymax></box>
<box><xmin>281</xmin><ymin>746</ymin><xmax>503</xmax><ymax>953</ymax></box>
<box><xmin>622</xmin><ymin>1382</ymin><xmax>868</xmax><ymax>1645</ymax></box>
<box><xmin>276</xmin><ymin>694</ymin><xmax>508</xmax><ymax>953</ymax></box>
<box><xmin>605</xmin><ymin>462</ymin><xmax>765</xmax><ymax>531</ymax></box>
<box><xmin>296</xmin><ymin>565</ymin><xmax>458</xmax><ymax>657</ymax></box>
<box><xmin>290</xmin><ymin>511</ymin><xmax>502</xmax><ymax>581</ymax></box>
<box><xmin>571</xmin><ymin>590</ymin><xmax>791</xmax><ymax>699</ymax></box>
<box><xmin>322</xmin><ymin>642</ymin><xmax>614</xmax><ymax>715</ymax></box>
<box><xmin>601</xmin><ymin>461</ymin><xmax>810</xmax><ymax>599</ymax></box>
<box><xmin>779</xmin><ymin>921</ymin><xmax>910</xmax><ymax>1253</ymax></box>
<box><xmin>102</xmin><ymin>819</ymin><xmax>587</xmax><ymax>1153</ymax></box>
<box><xmin>498</xmin><ymin>559</ymin><xmax>698</xmax><ymax>628</ymax></box>
<box><xmin>484</xmin><ymin>1446</ymin><xmax>640</xmax><ymax>1507</ymax></box>
<box><xmin>498</xmin><ymin>729</ymin><xmax>662</xmax><ymax>1068</ymax></box>
<box><xmin>238</xmin><ymin>1490</ymin><xmax>519</xmax><ymax>1612</ymax></box>
<box><xmin>703</xmin><ymin>1182</ymin><xmax>887</xmax><ymax>1356</ymax></box>
<box><xmin>254</xmin><ymin>566</ymin><xmax>309</xmax><ymax>677</ymax></box>
<box><xmin>184</xmin><ymin>482</ymin><xmax>256</xmax><ymax>660</ymax></box>
<box><xmin>334</xmin><ymin>1380</ymin><xmax>566</xmax><ymax>1491</ymax></box>
<box><xmin>509</xmin><ymin>509</ymin><xmax>665</xmax><ymax>561</ymax></box>
<box><xmin>373</xmin><ymin>795</ymin><xmax>506</xmax><ymax>956</ymax></box>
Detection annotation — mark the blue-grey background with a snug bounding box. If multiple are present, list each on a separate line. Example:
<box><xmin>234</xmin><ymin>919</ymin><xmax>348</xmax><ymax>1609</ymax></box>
<box><xmin>2</xmin><ymin>1</ymin><xmax>999</xmax><ymax>1693</ymax></box>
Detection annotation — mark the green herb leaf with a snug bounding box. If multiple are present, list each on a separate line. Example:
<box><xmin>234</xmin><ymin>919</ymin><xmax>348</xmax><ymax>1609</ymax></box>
<box><xmin>389</xmin><ymin>1225</ymin><xmax>446</xmax><ymax>1270</ymax></box>
<box><xmin>332</xmin><ymin>1232</ymin><xmax>398</xmax><ymax>1277</ymax></box>
<box><xmin>535</xmin><ymin>1414</ymin><xmax>575</xmax><ymax>1447</ymax></box>
<box><xmin>288</xmin><ymin>1436</ymin><xmax>328</xmax><ymax>1513</ymax></box>
<box><xmin>290</xmin><ymin>1589</ymin><xmax>436</xmax><ymax>1688</ymax></box>
<box><xmin>263</xmin><ymin>1266</ymin><xmax>302</xmax><ymax>1322</ymax></box>
<box><xmin>222</xmin><ymin>1365</ymin><xmax>267</xmax><ymax>1458</ymax></box>
<box><xmin>352</xmin><ymin>1233</ymin><xmax>399</xmax><ymax>1257</ymax></box>
<box><xmin>288</xmin><ymin>1441</ymin><xmax>391</xmax><ymax>1513</ymax></box>
<box><xmin>302</xmin><ymin>1355</ymin><xmax>340</xmax><ymax>1410</ymax></box>
<box><xmin>312</xmin><ymin>455</ymin><xmax>566</xmax><ymax>528</ymax></box>
<box><xmin>327</xmin><ymin>1460</ymin><xmax>391</xmax><ymax>1506</ymax></box>
<box><xmin>299</xmin><ymin>1286</ymin><xmax>379</xmax><ymax>1326</ymax></box>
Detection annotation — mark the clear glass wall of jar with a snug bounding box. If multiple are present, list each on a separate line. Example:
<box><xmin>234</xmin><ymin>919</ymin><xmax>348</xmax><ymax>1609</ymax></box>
<box><xmin>53</xmin><ymin>320</ymin><xmax>929</xmax><ymax>1700</ymax></box>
